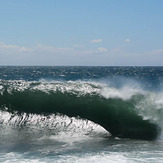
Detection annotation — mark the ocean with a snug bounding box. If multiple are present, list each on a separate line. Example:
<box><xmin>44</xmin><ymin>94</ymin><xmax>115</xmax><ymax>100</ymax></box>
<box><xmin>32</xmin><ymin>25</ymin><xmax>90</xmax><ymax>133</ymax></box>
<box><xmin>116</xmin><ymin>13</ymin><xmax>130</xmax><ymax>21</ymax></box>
<box><xmin>0</xmin><ymin>66</ymin><xmax>163</xmax><ymax>162</ymax></box>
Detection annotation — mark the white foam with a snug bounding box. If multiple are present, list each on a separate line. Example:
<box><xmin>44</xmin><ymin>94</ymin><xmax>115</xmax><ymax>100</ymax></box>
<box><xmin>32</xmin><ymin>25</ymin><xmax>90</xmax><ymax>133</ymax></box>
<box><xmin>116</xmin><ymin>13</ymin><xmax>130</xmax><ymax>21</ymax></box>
<box><xmin>100</xmin><ymin>85</ymin><xmax>145</xmax><ymax>100</ymax></box>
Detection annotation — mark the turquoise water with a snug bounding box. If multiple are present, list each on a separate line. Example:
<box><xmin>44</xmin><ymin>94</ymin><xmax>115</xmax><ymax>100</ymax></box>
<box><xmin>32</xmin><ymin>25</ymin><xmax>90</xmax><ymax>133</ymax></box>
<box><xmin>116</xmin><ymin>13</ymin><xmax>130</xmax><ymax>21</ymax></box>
<box><xmin>0</xmin><ymin>66</ymin><xmax>163</xmax><ymax>162</ymax></box>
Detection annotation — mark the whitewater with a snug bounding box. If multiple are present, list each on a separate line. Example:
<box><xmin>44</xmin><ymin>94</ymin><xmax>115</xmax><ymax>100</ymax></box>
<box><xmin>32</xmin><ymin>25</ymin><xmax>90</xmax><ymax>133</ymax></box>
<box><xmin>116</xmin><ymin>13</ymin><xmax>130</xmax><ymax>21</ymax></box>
<box><xmin>0</xmin><ymin>66</ymin><xmax>163</xmax><ymax>162</ymax></box>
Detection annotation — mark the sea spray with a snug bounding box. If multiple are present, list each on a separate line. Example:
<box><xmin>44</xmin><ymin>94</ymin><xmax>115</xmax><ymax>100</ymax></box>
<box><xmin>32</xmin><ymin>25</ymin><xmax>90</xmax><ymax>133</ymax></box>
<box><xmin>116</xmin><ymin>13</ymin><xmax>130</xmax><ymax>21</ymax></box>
<box><xmin>0</xmin><ymin>80</ymin><xmax>161</xmax><ymax>140</ymax></box>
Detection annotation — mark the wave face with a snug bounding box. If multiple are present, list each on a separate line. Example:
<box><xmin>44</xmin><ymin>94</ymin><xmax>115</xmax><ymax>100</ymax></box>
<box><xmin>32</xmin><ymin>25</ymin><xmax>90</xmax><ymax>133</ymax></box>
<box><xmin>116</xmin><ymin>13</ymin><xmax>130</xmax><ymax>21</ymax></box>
<box><xmin>0</xmin><ymin>80</ymin><xmax>162</xmax><ymax>140</ymax></box>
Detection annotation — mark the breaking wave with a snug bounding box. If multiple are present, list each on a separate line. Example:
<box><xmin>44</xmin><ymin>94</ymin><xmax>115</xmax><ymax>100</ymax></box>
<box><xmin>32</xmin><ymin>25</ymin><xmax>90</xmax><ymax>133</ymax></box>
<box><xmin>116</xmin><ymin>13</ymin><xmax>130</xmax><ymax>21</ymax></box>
<box><xmin>0</xmin><ymin>80</ymin><xmax>163</xmax><ymax>140</ymax></box>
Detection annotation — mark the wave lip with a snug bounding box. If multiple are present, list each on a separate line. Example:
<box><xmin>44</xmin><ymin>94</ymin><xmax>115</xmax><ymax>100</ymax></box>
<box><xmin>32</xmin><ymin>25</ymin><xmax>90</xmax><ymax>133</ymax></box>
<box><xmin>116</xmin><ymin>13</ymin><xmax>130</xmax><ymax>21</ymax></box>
<box><xmin>0</xmin><ymin>80</ymin><xmax>161</xmax><ymax>140</ymax></box>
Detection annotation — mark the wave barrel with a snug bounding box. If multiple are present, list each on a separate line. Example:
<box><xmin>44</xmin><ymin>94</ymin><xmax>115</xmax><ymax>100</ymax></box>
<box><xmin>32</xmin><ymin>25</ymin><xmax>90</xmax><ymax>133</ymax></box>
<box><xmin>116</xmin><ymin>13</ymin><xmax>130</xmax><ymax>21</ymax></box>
<box><xmin>0</xmin><ymin>85</ymin><xmax>160</xmax><ymax>140</ymax></box>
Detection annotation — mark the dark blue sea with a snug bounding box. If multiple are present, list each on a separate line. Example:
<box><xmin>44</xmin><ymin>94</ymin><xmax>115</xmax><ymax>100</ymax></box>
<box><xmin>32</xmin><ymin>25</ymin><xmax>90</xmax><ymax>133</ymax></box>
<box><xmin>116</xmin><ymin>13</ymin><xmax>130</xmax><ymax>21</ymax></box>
<box><xmin>0</xmin><ymin>66</ymin><xmax>163</xmax><ymax>162</ymax></box>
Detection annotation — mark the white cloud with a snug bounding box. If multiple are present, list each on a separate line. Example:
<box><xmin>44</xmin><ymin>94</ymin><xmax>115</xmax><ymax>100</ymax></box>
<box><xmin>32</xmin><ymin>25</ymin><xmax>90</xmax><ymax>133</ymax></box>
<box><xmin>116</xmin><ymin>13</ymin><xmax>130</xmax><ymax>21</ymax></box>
<box><xmin>0</xmin><ymin>42</ymin><xmax>19</xmax><ymax>49</ymax></box>
<box><xmin>0</xmin><ymin>42</ymin><xmax>77</xmax><ymax>65</ymax></box>
<box><xmin>0</xmin><ymin>42</ymin><xmax>32</xmax><ymax>53</ymax></box>
<box><xmin>91</xmin><ymin>39</ymin><xmax>102</xmax><ymax>43</ymax></box>
<box><xmin>35</xmin><ymin>44</ymin><xmax>73</xmax><ymax>53</ymax></box>
<box><xmin>1</xmin><ymin>41</ymin><xmax>163</xmax><ymax>66</ymax></box>
<box><xmin>148</xmin><ymin>49</ymin><xmax>163</xmax><ymax>55</ymax></box>
<box><xmin>97</xmin><ymin>47</ymin><xmax>107</xmax><ymax>52</ymax></box>
<box><xmin>124</xmin><ymin>38</ymin><xmax>131</xmax><ymax>43</ymax></box>
<box><xmin>109</xmin><ymin>46</ymin><xmax>125</xmax><ymax>54</ymax></box>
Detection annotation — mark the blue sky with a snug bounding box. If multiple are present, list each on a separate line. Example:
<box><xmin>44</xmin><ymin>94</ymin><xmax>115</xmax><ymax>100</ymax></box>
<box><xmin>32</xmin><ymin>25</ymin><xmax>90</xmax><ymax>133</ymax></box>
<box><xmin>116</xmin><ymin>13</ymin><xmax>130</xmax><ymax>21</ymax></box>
<box><xmin>0</xmin><ymin>0</ymin><xmax>163</xmax><ymax>66</ymax></box>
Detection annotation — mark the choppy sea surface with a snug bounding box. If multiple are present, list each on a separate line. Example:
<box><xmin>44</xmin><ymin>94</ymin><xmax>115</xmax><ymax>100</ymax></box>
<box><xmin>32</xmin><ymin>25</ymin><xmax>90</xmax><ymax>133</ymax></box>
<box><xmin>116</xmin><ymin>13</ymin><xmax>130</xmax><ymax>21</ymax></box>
<box><xmin>0</xmin><ymin>66</ymin><xmax>163</xmax><ymax>163</ymax></box>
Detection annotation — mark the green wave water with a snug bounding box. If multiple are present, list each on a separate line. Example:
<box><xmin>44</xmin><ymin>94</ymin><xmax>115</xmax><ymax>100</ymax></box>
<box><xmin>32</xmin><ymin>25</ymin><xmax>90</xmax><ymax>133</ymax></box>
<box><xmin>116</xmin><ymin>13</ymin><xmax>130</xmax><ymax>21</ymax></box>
<box><xmin>0</xmin><ymin>80</ymin><xmax>161</xmax><ymax>140</ymax></box>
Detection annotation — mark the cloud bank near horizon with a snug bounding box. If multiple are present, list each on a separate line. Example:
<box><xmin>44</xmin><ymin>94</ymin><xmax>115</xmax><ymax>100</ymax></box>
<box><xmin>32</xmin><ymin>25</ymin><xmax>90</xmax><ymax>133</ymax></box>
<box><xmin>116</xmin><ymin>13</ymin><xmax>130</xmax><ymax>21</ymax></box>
<box><xmin>0</xmin><ymin>41</ymin><xmax>163</xmax><ymax>66</ymax></box>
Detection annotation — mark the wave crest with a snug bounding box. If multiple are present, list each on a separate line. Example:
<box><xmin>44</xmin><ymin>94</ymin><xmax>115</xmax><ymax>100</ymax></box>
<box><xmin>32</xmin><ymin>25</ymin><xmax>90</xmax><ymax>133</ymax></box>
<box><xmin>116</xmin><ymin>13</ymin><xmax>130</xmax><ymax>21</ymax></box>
<box><xmin>0</xmin><ymin>80</ymin><xmax>162</xmax><ymax>140</ymax></box>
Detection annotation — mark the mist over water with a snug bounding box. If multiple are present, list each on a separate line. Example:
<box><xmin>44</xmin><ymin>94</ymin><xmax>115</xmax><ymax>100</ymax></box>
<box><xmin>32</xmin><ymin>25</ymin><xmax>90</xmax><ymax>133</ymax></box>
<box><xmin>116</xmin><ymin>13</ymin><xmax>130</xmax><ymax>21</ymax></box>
<box><xmin>0</xmin><ymin>66</ymin><xmax>163</xmax><ymax>162</ymax></box>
